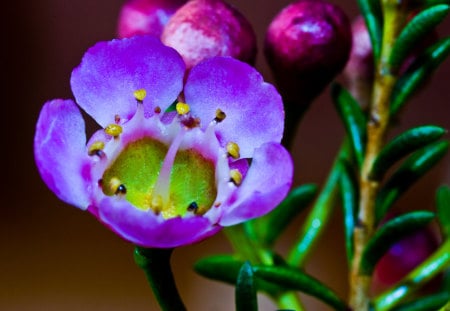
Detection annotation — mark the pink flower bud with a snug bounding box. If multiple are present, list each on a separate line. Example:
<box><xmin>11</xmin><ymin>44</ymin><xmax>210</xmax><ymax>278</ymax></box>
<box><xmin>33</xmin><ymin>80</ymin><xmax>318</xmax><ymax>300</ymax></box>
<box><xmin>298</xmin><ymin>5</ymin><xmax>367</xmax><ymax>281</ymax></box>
<box><xmin>264</xmin><ymin>0</ymin><xmax>352</xmax><ymax>104</ymax></box>
<box><xmin>161</xmin><ymin>0</ymin><xmax>257</xmax><ymax>70</ymax></box>
<box><xmin>117</xmin><ymin>0</ymin><xmax>187</xmax><ymax>38</ymax></box>
<box><xmin>343</xmin><ymin>16</ymin><xmax>374</xmax><ymax>108</ymax></box>
<box><xmin>371</xmin><ymin>227</ymin><xmax>439</xmax><ymax>295</ymax></box>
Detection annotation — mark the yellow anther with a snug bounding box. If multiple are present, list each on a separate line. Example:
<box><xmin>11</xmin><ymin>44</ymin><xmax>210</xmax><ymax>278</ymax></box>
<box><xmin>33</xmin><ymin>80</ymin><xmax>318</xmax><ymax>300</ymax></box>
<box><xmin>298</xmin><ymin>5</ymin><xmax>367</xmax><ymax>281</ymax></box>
<box><xmin>176</xmin><ymin>102</ymin><xmax>190</xmax><ymax>115</ymax></box>
<box><xmin>230</xmin><ymin>169</ymin><xmax>243</xmax><ymax>186</ymax></box>
<box><xmin>88</xmin><ymin>141</ymin><xmax>105</xmax><ymax>156</ymax></box>
<box><xmin>226</xmin><ymin>142</ymin><xmax>240</xmax><ymax>159</ymax></box>
<box><xmin>109</xmin><ymin>177</ymin><xmax>122</xmax><ymax>193</ymax></box>
<box><xmin>105</xmin><ymin>124</ymin><xmax>123</xmax><ymax>137</ymax></box>
<box><xmin>134</xmin><ymin>89</ymin><xmax>147</xmax><ymax>102</ymax></box>
<box><xmin>215</xmin><ymin>109</ymin><xmax>226</xmax><ymax>122</ymax></box>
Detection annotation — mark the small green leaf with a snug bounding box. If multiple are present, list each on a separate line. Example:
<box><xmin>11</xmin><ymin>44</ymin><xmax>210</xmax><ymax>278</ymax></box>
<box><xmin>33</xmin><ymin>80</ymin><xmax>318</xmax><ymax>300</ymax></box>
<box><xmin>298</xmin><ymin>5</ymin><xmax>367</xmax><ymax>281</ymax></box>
<box><xmin>194</xmin><ymin>255</ymin><xmax>281</xmax><ymax>296</ymax></box>
<box><xmin>391</xmin><ymin>37</ymin><xmax>450</xmax><ymax>116</ymax></box>
<box><xmin>436</xmin><ymin>185</ymin><xmax>450</xmax><ymax>237</ymax></box>
<box><xmin>253</xmin><ymin>265</ymin><xmax>348</xmax><ymax>311</ymax></box>
<box><xmin>332</xmin><ymin>84</ymin><xmax>366</xmax><ymax>167</ymax></box>
<box><xmin>339</xmin><ymin>160</ymin><xmax>358</xmax><ymax>264</ymax></box>
<box><xmin>370</xmin><ymin>125</ymin><xmax>446</xmax><ymax>180</ymax></box>
<box><xmin>391</xmin><ymin>291</ymin><xmax>450</xmax><ymax>311</ymax></box>
<box><xmin>357</xmin><ymin>0</ymin><xmax>382</xmax><ymax>60</ymax></box>
<box><xmin>360</xmin><ymin>211</ymin><xmax>435</xmax><ymax>275</ymax></box>
<box><xmin>236</xmin><ymin>262</ymin><xmax>257</xmax><ymax>311</ymax></box>
<box><xmin>375</xmin><ymin>140</ymin><xmax>449</xmax><ymax>222</ymax></box>
<box><xmin>252</xmin><ymin>184</ymin><xmax>318</xmax><ymax>245</ymax></box>
<box><xmin>389</xmin><ymin>5</ymin><xmax>450</xmax><ymax>69</ymax></box>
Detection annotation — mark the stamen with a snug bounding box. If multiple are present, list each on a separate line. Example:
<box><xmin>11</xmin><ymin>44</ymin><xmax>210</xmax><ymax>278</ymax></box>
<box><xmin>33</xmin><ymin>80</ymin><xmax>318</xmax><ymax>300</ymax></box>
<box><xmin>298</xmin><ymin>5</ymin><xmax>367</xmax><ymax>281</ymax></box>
<box><xmin>88</xmin><ymin>141</ymin><xmax>105</xmax><ymax>156</ymax></box>
<box><xmin>214</xmin><ymin>109</ymin><xmax>226</xmax><ymax>123</ymax></box>
<box><xmin>134</xmin><ymin>89</ymin><xmax>147</xmax><ymax>102</ymax></box>
<box><xmin>115</xmin><ymin>115</ymin><xmax>121</xmax><ymax>124</ymax></box>
<box><xmin>230</xmin><ymin>169</ymin><xmax>243</xmax><ymax>186</ymax></box>
<box><xmin>105</xmin><ymin>124</ymin><xmax>123</xmax><ymax>137</ymax></box>
<box><xmin>151</xmin><ymin>126</ymin><xmax>186</xmax><ymax>209</ymax></box>
<box><xmin>187</xmin><ymin>201</ymin><xmax>199</xmax><ymax>213</ymax></box>
<box><xmin>109</xmin><ymin>177</ymin><xmax>126</xmax><ymax>195</ymax></box>
<box><xmin>176</xmin><ymin>102</ymin><xmax>190</xmax><ymax>115</ymax></box>
<box><xmin>154</xmin><ymin>106</ymin><xmax>162</xmax><ymax>114</ymax></box>
<box><xmin>226</xmin><ymin>142</ymin><xmax>240</xmax><ymax>159</ymax></box>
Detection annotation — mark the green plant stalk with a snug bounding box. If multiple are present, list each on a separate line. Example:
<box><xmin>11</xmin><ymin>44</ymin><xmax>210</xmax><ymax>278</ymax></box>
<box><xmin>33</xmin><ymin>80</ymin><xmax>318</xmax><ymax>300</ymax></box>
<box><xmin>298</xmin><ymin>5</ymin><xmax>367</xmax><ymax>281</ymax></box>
<box><xmin>224</xmin><ymin>225</ymin><xmax>305</xmax><ymax>310</ymax></box>
<box><xmin>349</xmin><ymin>0</ymin><xmax>408</xmax><ymax>309</ymax></box>
<box><xmin>288</xmin><ymin>144</ymin><xmax>349</xmax><ymax>267</ymax></box>
<box><xmin>134</xmin><ymin>247</ymin><xmax>186</xmax><ymax>311</ymax></box>
<box><xmin>373</xmin><ymin>239</ymin><xmax>450</xmax><ymax>311</ymax></box>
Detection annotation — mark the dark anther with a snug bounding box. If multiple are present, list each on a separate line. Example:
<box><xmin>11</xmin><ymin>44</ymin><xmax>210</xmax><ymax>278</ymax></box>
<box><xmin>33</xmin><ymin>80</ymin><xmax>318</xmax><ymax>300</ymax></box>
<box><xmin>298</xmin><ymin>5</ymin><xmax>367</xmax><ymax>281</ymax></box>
<box><xmin>98</xmin><ymin>179</ymin><xmax>104</xmax><ymax>188</ymax></box>
<box><xmin>187</xmin><ymin>201</ymin><xmax>199</xmax><ymax>213</ymax></box>
<box><xmin>115</xmin><ymin>184</ymin><xmax>127</xmax><ymax>195</ymax></box>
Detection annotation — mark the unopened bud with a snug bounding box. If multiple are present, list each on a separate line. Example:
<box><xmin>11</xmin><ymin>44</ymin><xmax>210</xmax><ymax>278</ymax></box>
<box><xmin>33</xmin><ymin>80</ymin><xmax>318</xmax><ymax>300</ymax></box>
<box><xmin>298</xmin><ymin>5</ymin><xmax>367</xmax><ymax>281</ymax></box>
<box><xmin>265</xmin><ymin>0</ymin><xmax>352</xmax><ymax>105</ymax></box>
<box><xmin>117</xmin><ymin>0</ymin><xmax>187</xmax><ymax>38</ymax></box>
<box><xmin>161</xmin><ymin>0</ymin><xmax>257</xmax><ymax>70</ymax></box>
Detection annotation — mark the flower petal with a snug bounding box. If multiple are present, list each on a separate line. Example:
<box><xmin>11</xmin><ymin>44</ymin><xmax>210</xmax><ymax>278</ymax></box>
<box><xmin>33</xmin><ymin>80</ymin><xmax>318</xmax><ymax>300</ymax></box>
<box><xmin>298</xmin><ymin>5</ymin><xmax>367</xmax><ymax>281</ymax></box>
<box><xmin>34</xmin><ymin>99</ymin><xmax>91</xmax><ymax>210</ymax></box>
<box><xmin>184</xmin><ymin>57</ymin><xmax>284</xmax><ymax>157</ymax></box>
<box><xmin>219</xmin><ymin>142</ymin><xmax>293</xmax><ymax>226</ymax></box>
<box><xmin>71</xmin><ymin>35</ymin><xmax>185</xmax><ymax>127</ymax></box>
<box><xmin>91</xmin><ymin>197</ymin><xmax>222</xmax><ymax>248</ymax></box>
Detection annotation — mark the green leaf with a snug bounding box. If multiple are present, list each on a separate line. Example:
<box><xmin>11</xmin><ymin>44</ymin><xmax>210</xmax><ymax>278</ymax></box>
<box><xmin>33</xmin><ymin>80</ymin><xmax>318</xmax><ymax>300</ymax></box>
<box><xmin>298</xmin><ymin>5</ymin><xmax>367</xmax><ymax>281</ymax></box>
<box><xmin>194</xmin><ymin>255</ymin><xmax>282</xmax><ymax>296</ymax></box>
<box><xmin>389</xmin><ymin>4</ymin><xmax>450</xmax><ymax>69</ymax></box>
<box><xmin>253</xmin><ymin>265</ymin><xmax>348</xmax><ymax>311</ymax></box>
<box><xmin>357</xmin><ymin>0</ymin><xmax>382</xmax><ymax>60</ymax></box>
<box><xmin>236</xmin><ymin>262</ymin><xmax>258</xmax><ymax>311</ymax></box>
<box><xmin>370</xmin><ymin>125</ymin><xmax>446</xmax><ymax>180</ymax></box>
<box><xmin>436</xmin><ymin>185</ymin><xmax>450</xmax><ymax>237</ymax></box>
<box><xmin>360</xmin><ymin>211</ymin><xmax>435</xmax><ymax>275</ymax></box>
<box><xmin>391</xmin><ymin>291</ymin><xmax>450</xmax><ymax>311</ymax></box>
<box><xmin>339</xmin><ymin>160</ymin><xmax>358</xmax><ymax>264</ymax></box>
<box><xmin>252</xmin><ymin>184</ymin><xmax>318</xmax><ymax>245</ymax></box>
<box><xmin>375</xmin><ymin>140</ymin><xmax>449</xmax><ymax>222</ymax></box>
<box><xmin>332</xmin><ymin>84</ymin><xmax>366</xmax><ymax>167</ymax></box>
<box><xmin>391</xmin><ymin>37</ymin><xmax>450</xmax><ymax>116</ymax></box>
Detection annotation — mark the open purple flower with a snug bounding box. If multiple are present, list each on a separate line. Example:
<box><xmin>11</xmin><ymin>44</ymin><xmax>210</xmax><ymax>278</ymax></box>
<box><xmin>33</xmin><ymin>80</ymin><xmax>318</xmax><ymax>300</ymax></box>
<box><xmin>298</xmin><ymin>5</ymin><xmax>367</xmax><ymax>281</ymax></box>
<box><xmin>34</xmin><ymin>35</ymin><xmax>293</xmax><ymax>248</ymax></box>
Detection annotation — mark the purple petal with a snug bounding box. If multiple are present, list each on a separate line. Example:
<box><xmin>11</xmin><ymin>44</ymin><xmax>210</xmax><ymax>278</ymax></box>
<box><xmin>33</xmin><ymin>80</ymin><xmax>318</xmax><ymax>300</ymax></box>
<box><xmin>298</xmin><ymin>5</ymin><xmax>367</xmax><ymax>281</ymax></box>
<box><xmin>34</xmin><ymin>99</ymin><xmax>91</xmax><ymax>210</ymax></box>
<box><xmin>71</xmin><ymin>36</ymin><xmax>185</xmax><ymax>127</ymax></box>
<box><xmin>184</xmin><ymin>57</ymin><xmax>284</xmax><ymax>158</ymax></box>
<box><xmin>91</xmin><ymin>197</ymin><xmax>222</xmax><ymax>248</ymax></box>
<box><xmin>219</xmin><ymin>142</ymin><xmax>293</xmax><ymax>226</ymax></box>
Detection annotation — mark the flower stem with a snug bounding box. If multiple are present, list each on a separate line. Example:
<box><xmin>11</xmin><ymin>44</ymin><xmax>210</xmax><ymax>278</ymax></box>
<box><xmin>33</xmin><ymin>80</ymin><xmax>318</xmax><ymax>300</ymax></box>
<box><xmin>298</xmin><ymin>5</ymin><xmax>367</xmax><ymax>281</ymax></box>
<box><xmin>134</xmin><ymin>247</ymin><xmax>186</xmax><ymax>311</ymax></box>
<box><xmin>349</xmin><ymin>1</ymin><xmax>407</xmax><ymax>309</ymax></box>
<box><xmin>373</xmin><ymin>239</ymin><xmax>450</xmax><ymax>311</ymax></box>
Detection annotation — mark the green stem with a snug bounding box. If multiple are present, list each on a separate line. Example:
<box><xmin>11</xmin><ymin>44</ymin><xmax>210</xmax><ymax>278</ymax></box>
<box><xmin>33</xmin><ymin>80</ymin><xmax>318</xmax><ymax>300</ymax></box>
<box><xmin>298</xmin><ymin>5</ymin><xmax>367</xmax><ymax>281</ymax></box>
<box><xmin>373</xmin><ymin>239</ymin><xmax>450</xmax><ymax>311</ymax></box>
<box><xmin>287</xmin><ymin>143</ymin><xmax>349</xmax><ymax>267</ymax></box>
<box><xmin>134</xmin><ymin>247</ymin><xmax>186</xmax><ymax>311</ymax></box>
<box><xmin>349</xmin><ymin>1</ymin><xmax>408</xmax><ymax>309</ymax></box>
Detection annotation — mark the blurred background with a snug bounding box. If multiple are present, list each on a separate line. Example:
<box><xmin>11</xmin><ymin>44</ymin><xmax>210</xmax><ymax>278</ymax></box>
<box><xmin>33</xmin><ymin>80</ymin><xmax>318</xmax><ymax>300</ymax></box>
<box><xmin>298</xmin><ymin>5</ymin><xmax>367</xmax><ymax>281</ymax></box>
<box><xmin>3</xmin><ymin>0</ymin><xmax>449</xmax><ymax>310</ymax></box>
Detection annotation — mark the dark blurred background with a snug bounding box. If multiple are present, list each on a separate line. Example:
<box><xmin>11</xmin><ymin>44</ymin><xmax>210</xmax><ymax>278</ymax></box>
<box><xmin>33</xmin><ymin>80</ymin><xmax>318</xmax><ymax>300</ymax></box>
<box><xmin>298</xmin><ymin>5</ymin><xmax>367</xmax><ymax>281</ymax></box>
<box><xmin>3</xmin><ymin>0</ymin><xmax>449</xmax><ymax>310</ymax></box>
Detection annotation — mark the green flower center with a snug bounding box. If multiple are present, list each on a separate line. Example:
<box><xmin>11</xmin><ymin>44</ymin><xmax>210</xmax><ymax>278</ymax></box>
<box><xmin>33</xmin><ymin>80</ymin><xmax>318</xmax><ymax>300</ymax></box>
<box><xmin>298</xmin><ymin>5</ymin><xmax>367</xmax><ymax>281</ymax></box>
<box><xmin>101</xmin><ymin>137</ymin><xmax>217</xmax><ymax>219</ymax></box>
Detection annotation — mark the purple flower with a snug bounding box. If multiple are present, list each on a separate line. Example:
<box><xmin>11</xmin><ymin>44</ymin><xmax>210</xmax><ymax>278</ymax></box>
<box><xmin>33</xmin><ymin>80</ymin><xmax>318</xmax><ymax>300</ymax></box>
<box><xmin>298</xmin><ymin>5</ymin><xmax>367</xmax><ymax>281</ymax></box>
<box><xmin>34</xmin><ymin>35</ymin><xmax>293</xmax><ymax>248</ymax></box>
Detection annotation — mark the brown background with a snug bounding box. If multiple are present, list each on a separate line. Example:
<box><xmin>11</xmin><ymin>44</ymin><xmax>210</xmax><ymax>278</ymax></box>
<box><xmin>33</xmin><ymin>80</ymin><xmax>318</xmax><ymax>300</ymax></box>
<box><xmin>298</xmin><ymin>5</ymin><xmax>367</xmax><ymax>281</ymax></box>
<box><xmin>3</xmin><ymin>0</ymin><xmax>449</xmax><ymax>310</ymax></box>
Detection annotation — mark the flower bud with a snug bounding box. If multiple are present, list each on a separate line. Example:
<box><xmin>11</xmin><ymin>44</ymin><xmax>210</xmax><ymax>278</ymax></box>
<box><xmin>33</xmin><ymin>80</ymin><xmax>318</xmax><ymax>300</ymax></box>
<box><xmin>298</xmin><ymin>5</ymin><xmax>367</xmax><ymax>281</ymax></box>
<box><xmin>161</xmin><ymin>0</ymin><xmax>257</xmax><ymax>70</ymax></box>
<box><xmin>264</xmin><ymin>0</ymin><xmax>352</xmax><ymax>105</ymax></box>
<box><xmin>343</xmin><ymin>16</ymin><xmax>374</xmax><ymax>108</ymax></box>
<box><xmin>117</xmin><ymin>0</ymin><xmax>187</xmax><ymax>38</ymax></box>
<box><xmin>371</xmin><ymin>227</ymin><xmax>439</xmax><ymax>295</ymax></box>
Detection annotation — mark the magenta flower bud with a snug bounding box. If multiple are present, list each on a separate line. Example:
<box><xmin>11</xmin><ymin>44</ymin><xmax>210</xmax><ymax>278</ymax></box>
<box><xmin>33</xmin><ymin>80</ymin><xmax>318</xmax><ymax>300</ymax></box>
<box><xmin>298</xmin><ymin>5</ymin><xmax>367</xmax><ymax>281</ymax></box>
<box><xmin>264</xmin><ymin>0</ymin><xmax>352</xmax><ymax>105</ymax></box>
<box><xmin>371</xmin><ymin>227</ymin><xmax>439</xmax><ymax>295</ymax></box>
<box><xmin>117</xmin><ymin>0</ymin><xmax>187</xmax><ymax>38</ymax></box>
<box><xmin>161</xmin><ymin>0</ymin><xmax>257</xmax><ymax>70</ymax></box>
